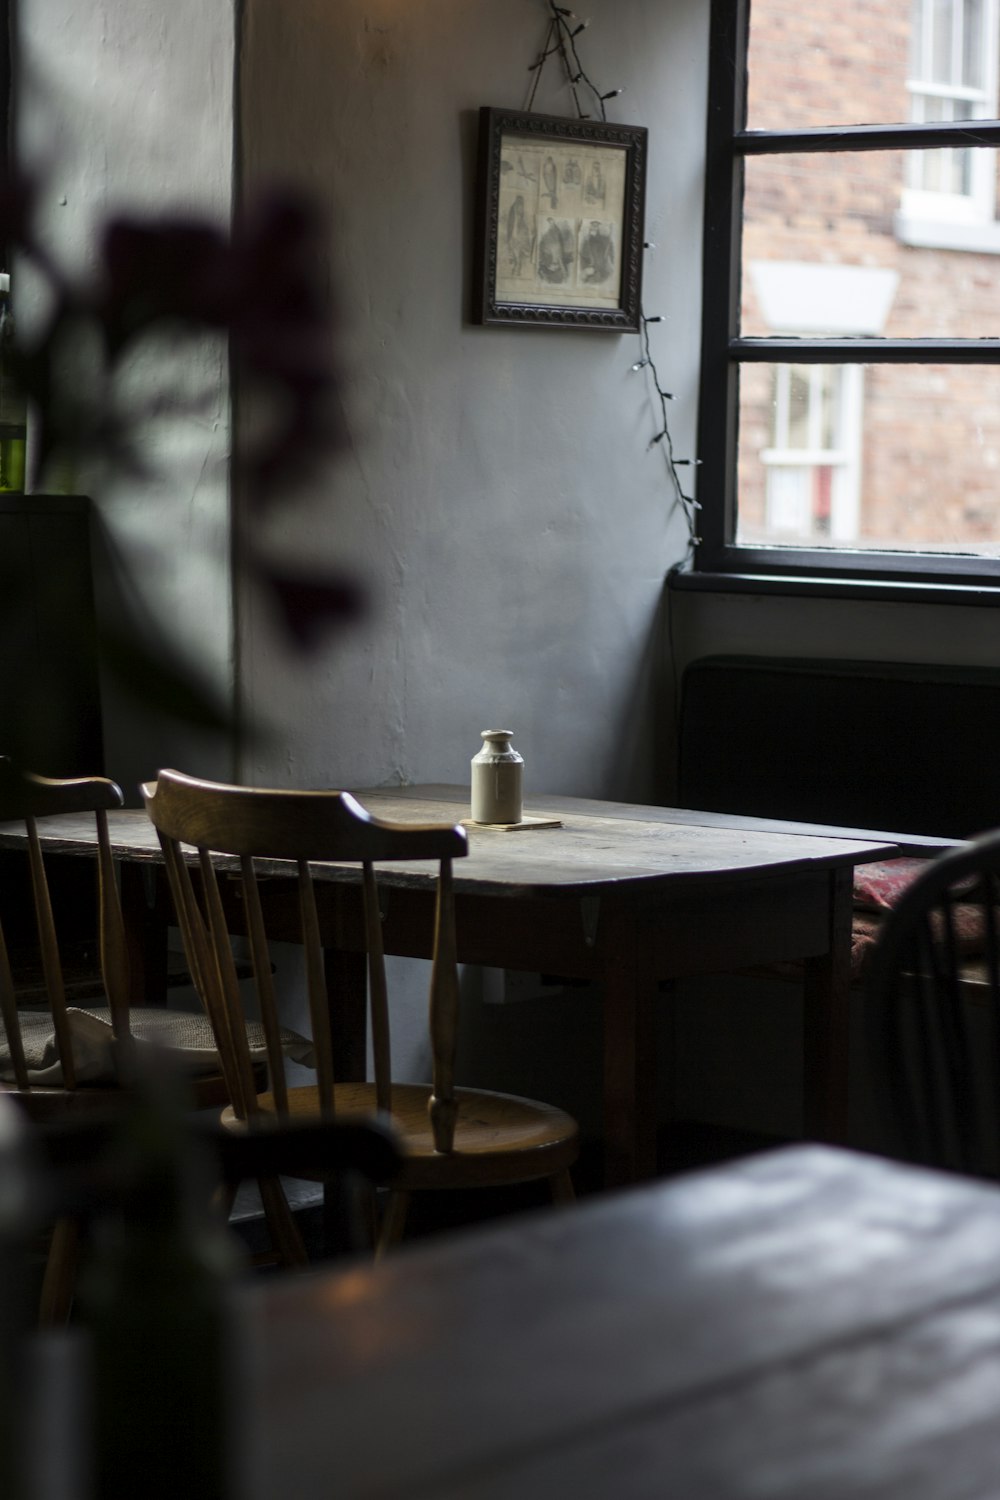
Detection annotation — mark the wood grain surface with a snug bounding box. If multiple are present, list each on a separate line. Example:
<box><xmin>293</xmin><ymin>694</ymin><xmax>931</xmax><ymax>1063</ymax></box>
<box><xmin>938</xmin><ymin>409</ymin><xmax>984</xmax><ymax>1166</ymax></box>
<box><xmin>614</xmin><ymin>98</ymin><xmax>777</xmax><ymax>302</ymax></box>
<box><xmin>241</xmin><ymin>1144</ymin><xmax>1000</xmax><ymax>1499</ymax></box>
<box><xmin>0</xmin><ymin>785</ymin><xmax>946</xmax><ymax>900</ymax></box>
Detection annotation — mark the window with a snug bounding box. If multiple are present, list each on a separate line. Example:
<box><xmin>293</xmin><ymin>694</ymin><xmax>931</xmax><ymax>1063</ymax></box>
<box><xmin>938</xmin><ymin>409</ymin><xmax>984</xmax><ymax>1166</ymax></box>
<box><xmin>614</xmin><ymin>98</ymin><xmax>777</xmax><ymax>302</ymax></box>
<box><xmin>696</xmin><ymin>0</ymin><xmax>1000</xmax><ymax>588</ymax></box>
<box><xmin>755</xmin><ymin>363</ymin><xmax>862</xmax><ymax>544</ymax></box>
<box><xmin>900</xmin><ymin>0</ymin><xmax>1000</xmax><ymax>240</ymax></box>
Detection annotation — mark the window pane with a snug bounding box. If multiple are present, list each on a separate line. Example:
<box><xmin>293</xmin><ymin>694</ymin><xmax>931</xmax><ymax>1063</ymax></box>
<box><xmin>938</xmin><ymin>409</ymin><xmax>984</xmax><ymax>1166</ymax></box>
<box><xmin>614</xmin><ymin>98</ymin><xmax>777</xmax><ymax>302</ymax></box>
<box><xmin>931</xmin><ymin>0</ymin><xmax>955</xmax><ymax>84</ymax></box>
<box><xmin>747</xmin><ymin>0</ymin><xmax>997</xmax><ymax>129</ymax></box>
<box><xmin>742</xmin><ymin>150</ymin><xmax>1000</xmax><ymax>340</ymax></box>
<box><xmin>819</xmin><ymin>368</ymin><xmax>841</xmax><ymax>448</ymax></box>
<box><xmin>786</xmin><ymin>367</ymin><xmax>812</xmax><ymax>447</ymax></box>
<box><xmin>912</xmin><ymin>0</ymin><xmax>928</xmax><ymax>76</ymax></box>
<box><xmin>964</xmin><ymin>0</ymin><xmax>987</xmax><ymax>85</ymax></box>
<box><xmin>737</xmin><ymin>361</ymin><xmax>1000</xmax><ymax>555</ymax></box>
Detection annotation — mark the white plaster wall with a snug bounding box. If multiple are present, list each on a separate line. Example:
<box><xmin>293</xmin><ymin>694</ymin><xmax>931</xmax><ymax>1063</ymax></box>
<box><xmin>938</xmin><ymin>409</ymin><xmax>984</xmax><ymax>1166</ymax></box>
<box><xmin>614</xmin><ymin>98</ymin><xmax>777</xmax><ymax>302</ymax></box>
<box><xmin>236</xmin><ymin>0</ymin><xmax>706</xmax><ymax>801</ymax></box>
<box><xmin>16</xmin><ymin>0</ymin><xmax>237</xmax><ymax>792</ymax></box>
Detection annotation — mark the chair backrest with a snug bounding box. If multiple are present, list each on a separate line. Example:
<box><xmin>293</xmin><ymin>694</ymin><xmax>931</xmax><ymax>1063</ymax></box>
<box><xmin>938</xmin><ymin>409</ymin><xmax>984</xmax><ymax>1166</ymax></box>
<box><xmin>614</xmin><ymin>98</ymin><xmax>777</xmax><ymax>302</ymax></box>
<box><xmin>865</xmin><ymin>829</ymin><xmax>1000</xmax><ymax>1176</ymax></box>
<box><xmin>0</xmin><ymin>763</ymin><xmax>128</xmax><ymax>1093</ymax></box>
<box><xmin>142</xmin><ymin>769</ymin><xmax>469</xmax><ymax>1149</ymax></box>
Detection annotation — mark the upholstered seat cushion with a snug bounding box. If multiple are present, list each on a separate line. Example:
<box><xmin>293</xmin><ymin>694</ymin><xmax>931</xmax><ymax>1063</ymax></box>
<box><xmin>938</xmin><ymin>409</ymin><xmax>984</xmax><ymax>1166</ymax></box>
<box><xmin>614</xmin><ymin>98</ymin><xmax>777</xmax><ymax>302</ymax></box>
<box><xmin>746</xmin><ymin>856</ymin><xmax>992</xmax><ymax>986</ymax></box>
<box><xmin>851</xmin><ymin>857</ymin><xmax>992</xmax><ymax>980</ymax></box>
<box><xmin>0</xmin><ymin>1006</ymin><xmax>315</xmax><ymax>1087</ymax></box>
<box><xmin>853</xmin><ymin>858</ymin><xmax>933</xmax><ymax>912</ymax></box>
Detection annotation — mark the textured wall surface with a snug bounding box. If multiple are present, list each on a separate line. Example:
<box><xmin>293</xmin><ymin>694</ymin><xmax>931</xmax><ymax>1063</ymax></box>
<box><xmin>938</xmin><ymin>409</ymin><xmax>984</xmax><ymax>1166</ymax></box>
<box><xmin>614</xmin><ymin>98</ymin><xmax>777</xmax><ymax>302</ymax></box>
<box><xmin>236</xmin><ymin>0</ymin><xmax>707</xmax><ymax>803</ymax></box>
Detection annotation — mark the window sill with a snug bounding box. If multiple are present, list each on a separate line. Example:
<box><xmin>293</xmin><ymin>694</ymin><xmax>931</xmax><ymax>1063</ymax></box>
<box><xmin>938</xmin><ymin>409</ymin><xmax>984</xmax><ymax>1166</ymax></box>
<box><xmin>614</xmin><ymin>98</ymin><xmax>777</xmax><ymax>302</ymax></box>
<box><xmin>669</xmin><ymin>570</ymin><xmax>1000</xmax><ymax>607</ymax></box>
<box><xmin>894</xmin><ymin>211</ymin><xmax>1000</xmax><ymax>255</ymax></box>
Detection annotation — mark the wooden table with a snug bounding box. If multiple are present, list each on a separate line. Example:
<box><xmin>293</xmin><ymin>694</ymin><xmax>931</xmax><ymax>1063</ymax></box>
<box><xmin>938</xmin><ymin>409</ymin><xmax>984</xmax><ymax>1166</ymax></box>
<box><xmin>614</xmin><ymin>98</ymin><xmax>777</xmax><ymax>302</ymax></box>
<box><xmin>0</xmin><ymin>786</ymin><xmax>945</xmax><ymax>1186</ymax></box>
<box><xmin>238</xmin><ymin>1144</ymin><xmax>1000</xmax><ymax>1498</ymax></box>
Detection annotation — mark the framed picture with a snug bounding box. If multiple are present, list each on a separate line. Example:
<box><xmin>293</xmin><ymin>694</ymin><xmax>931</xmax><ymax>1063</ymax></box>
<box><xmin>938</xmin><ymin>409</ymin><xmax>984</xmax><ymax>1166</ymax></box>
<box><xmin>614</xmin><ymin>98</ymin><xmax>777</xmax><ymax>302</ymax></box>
<box><xmin>473</xmin><ymin>106</ymin><xmax>648</xmax><ymax>333</ymax></box>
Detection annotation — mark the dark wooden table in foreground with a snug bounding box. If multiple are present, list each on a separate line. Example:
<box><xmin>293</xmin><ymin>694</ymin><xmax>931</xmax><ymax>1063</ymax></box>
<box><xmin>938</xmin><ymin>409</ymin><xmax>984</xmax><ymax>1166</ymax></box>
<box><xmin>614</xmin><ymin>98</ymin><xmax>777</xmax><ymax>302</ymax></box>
<box><xmin>0</xmin><ymin>785</ymin><xmax>945</xmax><ymax>1186</ymax></box>
<box><xmin>241</xmin><ymin>1144</ymin><xmax>1000</xmax><ymax>1498</ymax></box>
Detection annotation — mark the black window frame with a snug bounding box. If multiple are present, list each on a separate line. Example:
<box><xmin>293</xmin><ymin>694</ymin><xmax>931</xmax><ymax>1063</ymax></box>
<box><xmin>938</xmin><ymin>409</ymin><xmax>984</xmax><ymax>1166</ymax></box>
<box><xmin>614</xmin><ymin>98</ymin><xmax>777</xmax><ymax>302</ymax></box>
<box><xmin>1</xmin><ymin>1</ymin><xmax>10</xmax><ymax>193</ymax></box>
<box><xmin>2</xmin><ymin>0</ymin><xmax>12</xmax><ymax>273</ymax></box>
<box><xmin>695</xmin><ymin>0</ymin><xmax>1000</xmax><ymax>591</ymax></box>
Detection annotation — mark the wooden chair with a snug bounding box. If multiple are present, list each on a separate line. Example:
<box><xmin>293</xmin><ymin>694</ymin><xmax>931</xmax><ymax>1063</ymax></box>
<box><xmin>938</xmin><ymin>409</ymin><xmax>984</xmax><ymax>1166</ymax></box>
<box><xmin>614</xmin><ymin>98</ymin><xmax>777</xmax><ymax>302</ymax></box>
<box><xmin>143</xmin><ymin>768</ymin><xmax>580</xmax><ymax>1260</ymax></box>
<box><xmin>0</xmin><ymin>766</ymin><xmax>131</xmax><ymax>1120</ymax></box>
<box><xmin>0</xmin><ymin>763</ymin><xmax>260</xmax><ymax>1317</ymax></box>
<box><xmin>865</xmin><ymin>828</ymin><xmax>1000</xmax><ymax>1177</ymax></box>
<box><xmin>0</xmin><ymin>765</ymin><xmax>258</xmax><ymax>1111</ymax></box>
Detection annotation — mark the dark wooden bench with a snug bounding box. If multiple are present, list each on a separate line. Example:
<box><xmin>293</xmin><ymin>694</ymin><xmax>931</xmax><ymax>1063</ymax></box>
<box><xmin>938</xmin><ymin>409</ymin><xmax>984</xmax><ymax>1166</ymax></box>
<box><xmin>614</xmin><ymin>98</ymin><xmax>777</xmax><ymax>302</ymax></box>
<box><xmin>678</xmin><ymin>654</ymin><xmax>1000</xmax><ymax>987</ymax></box>
<box><xmin>678</xmin><ymin>655</ymin><xmax>1000</xmax><ymax>840</ymax></box>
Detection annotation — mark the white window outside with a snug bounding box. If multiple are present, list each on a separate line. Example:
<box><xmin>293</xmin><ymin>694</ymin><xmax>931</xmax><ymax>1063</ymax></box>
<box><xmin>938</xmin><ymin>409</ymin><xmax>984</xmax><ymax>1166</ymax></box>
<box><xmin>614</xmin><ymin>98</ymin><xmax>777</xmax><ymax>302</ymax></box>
<box><xmin>898</xmin><ymin>0</ymin><xmax>1000</xmax><ymax>247</ymax></box>
<box><xmin>762</xmin><ymin>364</ymin><xmax>864</xmax><ymax>543</ymax></box>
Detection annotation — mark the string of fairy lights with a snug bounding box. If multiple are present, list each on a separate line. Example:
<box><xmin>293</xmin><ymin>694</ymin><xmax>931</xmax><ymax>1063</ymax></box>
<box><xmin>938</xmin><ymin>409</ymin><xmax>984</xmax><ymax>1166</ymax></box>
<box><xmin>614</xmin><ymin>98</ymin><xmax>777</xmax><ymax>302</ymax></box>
<box><xmin>524</xmin><ymin>0</ymin><xmax>701</xmax><ymax>559</ymax></box>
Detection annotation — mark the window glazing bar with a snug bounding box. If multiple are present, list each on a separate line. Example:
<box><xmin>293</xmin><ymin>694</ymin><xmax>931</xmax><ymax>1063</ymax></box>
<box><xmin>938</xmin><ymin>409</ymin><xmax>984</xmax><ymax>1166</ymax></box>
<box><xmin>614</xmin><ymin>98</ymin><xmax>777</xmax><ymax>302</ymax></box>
<box><xmin>737</xmin><ymin>119</ymin><xmax>1000</xmax><ymax>154</ymax></box>
<box><xmin>732</xmin><ymin>337</ymin><xmax>1000</xmax><ymax>362</ymax></box>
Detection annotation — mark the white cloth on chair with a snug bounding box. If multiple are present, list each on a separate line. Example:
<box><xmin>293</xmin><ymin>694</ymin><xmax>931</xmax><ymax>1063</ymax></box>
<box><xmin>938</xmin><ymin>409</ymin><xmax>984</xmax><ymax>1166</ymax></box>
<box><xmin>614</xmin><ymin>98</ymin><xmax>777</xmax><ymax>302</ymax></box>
<box><xmin>0</xmin><ymin>1006</ymin><xmax>315</xmax><ymax>1087</ymax></box>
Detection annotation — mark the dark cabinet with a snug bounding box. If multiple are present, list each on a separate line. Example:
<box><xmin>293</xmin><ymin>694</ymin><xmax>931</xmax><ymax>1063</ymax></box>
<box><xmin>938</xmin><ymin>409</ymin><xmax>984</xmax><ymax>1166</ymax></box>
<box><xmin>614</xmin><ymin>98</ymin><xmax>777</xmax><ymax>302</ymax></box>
<box><xmin>1</xmin><ymin>494</ymin><xmax>103</xmax><ymax>774</ymax></box>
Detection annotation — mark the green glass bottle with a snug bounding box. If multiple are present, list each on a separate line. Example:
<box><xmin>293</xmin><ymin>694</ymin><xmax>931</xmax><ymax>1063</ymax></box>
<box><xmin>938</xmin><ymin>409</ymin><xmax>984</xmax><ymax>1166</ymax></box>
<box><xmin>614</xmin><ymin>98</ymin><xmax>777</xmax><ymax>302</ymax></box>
<box><xmin>0</xmin><ymin>273</ymin><xmax>27</xmax><ymax>494</ymax></box>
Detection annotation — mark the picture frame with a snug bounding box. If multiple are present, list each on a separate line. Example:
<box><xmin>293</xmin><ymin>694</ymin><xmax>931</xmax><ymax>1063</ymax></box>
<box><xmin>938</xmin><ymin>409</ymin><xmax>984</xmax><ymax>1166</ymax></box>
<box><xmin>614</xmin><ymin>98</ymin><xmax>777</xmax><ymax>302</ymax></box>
<box><xmin>473</xmin><ymin>106</ymin><xmax>648</xmax><ymax>333</ymax></box>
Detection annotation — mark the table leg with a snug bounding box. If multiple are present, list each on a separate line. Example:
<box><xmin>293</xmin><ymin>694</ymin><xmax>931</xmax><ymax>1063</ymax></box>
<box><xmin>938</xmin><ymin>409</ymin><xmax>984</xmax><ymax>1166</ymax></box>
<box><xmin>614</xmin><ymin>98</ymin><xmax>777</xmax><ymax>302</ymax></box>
<box><xmin>601</xmin><ymin>904</ymin><xmax>658</xmax><ymax>1188</ymax></box>
<box><xmin>322</xmin><ymin>947</ymin><xmax>368</xmax><ymax>1253</ymax></box>
<box><xmin>802</xmin><ymin>867</ymin><xmax>853</xmax><ymax>1144</ymax></box>
<box><xmin>324</xmin><ymin>947</ymin><xmax>368</xmax><ymax>1083</ymax></box>
<box><xmin>119</xmin><ymin>861</ymin><xmax>169</xmax><ymax>1007</ymax></box>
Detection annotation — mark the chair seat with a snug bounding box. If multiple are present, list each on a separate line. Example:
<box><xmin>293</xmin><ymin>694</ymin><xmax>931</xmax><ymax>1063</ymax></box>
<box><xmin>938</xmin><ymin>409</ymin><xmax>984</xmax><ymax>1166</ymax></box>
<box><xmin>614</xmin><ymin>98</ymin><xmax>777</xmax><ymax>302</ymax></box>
<box><xmin>223</xmin><ymin>1083</ymin><xmax>580</xmax><ymax>1191</ymax></box>
<box><xmin>1</xmin><ymin>1005</ymin><xmax>281</xmax><ymax>1120</ymax></box>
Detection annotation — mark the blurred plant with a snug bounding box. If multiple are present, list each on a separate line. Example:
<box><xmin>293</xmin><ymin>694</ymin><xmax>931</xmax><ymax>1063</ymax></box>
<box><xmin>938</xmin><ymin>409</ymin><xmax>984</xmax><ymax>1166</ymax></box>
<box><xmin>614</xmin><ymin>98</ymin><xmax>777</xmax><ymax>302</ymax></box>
<box><xmin>1</xmin><ymin>171</ymin><xmax>364</xmax><ymax>739</ymax></box>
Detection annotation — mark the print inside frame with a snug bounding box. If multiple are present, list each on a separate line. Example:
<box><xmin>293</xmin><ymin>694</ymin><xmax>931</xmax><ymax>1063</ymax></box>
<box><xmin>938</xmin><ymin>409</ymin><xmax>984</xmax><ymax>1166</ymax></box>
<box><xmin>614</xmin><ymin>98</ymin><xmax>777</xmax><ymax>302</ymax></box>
<box><xmin>473</xmin><ymin>107</ymin><xmax>648</xmax><ymax>333</ymax></box>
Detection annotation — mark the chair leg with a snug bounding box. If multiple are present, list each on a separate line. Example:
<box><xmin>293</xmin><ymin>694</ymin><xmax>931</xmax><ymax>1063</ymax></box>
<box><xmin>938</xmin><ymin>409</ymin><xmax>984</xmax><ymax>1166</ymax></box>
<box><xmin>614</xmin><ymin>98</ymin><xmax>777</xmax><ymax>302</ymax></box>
<box><xmin>548</xmin><ymin>1168</ymin><xmax>576</xmax><ymax>1205</ymax></box>
<box><xmin>258</xmin><ymin>1177</ymin><xmax>309</xmax><ymax>1268</ymax></box>
<box><xmin>322</xmin><ymin>1175</ymin><xmax>376</xmax><ymax>1258</ymax></box>
<box><xmin>361</xmin><ymin>1180</ymin><xmax>379</xmax><ymax>1247</ymax></box>
<box><xmin>375</xmin><ymin>1190</ymin><xmax>411</xmax><ymax>1260</ymax></box>
<box><xmin>39</xmin><ymin>1217</ymin><xmax>81</xmax><ymax>1327</ymax></box>
<box><xmin>214</xmin><ymin>1178</ymin><xmax>239</xmax><ymax>1226</ymax></box>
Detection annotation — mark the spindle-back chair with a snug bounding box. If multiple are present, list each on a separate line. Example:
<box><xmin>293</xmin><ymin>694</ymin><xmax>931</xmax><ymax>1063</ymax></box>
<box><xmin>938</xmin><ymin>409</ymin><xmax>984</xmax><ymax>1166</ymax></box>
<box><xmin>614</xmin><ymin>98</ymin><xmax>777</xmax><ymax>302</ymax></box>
<box><xmin>866</xmin><ymin>829</ymin><xmax>1000</xmax><ymax>1176</ymax></box>
<box><xmin>0</xmin><ymin>764</ymin><xmax>266</xmax><ymax>1316</ymax></box>
<box><xmin>144</xmin><ymin>768</ymin><xmax>579</xmax><ymax>1259</ymax></box>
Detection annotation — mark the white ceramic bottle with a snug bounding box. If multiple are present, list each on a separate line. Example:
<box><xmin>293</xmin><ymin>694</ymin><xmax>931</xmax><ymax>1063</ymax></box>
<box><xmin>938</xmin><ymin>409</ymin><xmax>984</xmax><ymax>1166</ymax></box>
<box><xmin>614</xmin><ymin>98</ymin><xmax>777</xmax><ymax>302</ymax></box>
<box><xmin>471</xmin><ymin>729</ymin><xmax>523</xmax><ymax>825</ymax></box>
